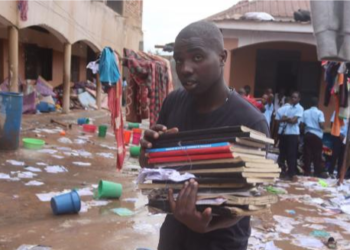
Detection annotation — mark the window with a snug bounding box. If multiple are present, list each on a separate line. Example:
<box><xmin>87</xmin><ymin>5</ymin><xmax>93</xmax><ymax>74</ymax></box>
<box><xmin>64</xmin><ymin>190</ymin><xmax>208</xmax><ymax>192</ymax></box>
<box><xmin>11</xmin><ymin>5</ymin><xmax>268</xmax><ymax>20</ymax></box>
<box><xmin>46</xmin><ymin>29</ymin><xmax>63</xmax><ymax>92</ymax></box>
<box><xmin>106</xmin><ymin>0</ymin><xmax>123</xmax><ymax>15</ymax></box>
<box><xmin>24</xmin><ymin>44</ymin><xmax>53</xmax><ymax>80</ymax></box>
<box><xmin>71</xmin><ymin>56</ymin><xmax>80</xmax><ymax>83</ymax></box>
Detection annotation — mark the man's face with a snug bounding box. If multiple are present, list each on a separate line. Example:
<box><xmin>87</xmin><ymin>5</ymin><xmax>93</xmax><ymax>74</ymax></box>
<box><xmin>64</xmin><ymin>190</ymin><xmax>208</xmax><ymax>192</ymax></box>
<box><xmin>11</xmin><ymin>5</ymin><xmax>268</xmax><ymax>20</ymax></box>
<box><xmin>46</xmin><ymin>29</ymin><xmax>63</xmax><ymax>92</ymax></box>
<box><xmin>173</xmin><ymin>36</ymin><xmax>226</xmax><ymax>95</ymax></box>
<box><xmin>291</xmin><ymin>93</ymin><xmax>300</xmax><ymax>105</ymax></box>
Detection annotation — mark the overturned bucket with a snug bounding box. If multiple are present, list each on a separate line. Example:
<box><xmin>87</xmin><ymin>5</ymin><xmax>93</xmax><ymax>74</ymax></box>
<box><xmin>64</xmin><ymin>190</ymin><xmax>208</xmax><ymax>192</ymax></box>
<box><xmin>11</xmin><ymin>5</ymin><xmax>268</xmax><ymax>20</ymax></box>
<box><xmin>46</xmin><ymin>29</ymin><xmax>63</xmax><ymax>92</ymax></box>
<box><xmin>51</xmin><ymin>190</ymin><xmax>81</xmax><ymax>215</ymax></box>
<box><xmin>97</xmin><ymin>180</ymin><xmax>122</xmax><ymax>199</ymax></box>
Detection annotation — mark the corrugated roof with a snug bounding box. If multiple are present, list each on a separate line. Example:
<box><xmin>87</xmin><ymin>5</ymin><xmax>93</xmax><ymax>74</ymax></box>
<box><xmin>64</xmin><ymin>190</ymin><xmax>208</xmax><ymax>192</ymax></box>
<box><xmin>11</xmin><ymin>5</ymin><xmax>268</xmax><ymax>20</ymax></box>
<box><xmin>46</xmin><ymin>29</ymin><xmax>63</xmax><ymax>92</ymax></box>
<box><xmin>207</xmin><ymin>0</ymin><xmax>310</xmax><ymax>21</ymax></box>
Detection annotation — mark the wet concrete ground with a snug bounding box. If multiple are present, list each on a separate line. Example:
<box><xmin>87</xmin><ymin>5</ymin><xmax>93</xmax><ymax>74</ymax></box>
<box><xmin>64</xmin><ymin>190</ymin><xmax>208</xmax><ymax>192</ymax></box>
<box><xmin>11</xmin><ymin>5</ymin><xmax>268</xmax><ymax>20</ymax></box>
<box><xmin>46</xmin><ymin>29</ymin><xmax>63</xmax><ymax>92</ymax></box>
<box><xmin>1</xmin><ymin>110</ymin><xmax>350</xmax><ymax>250</ymax></box>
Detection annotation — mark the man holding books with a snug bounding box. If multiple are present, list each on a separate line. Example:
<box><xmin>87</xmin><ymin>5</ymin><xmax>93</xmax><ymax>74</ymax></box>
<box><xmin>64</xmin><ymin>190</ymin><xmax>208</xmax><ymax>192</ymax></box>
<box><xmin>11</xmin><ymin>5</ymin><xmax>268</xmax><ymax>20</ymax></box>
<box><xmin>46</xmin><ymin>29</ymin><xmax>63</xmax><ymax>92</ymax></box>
<box><xmin>140</xmin><ymin>21</ymin><xmax>269</xmax><ymax>250</ymax></box>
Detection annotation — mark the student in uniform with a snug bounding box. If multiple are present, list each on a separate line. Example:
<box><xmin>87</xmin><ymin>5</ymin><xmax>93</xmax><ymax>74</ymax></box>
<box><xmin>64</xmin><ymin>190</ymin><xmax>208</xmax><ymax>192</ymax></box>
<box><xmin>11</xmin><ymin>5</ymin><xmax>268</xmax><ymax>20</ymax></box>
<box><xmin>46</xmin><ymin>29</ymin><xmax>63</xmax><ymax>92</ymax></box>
<box><xmin>262</xmin><ymin>93</ymin><xmax>274</xmax><ymax>127</ymax></box>
<box><xmin>279</xmin><ymin>92</ymin><xmax>304</xmax><ymax>179</ymax></box>
<box><xmin>140</xmin><ymin>21</ymin><xmax>269</xmax><ymax>250</ymax></box>
<box><xmin>329</xmin><ymin>112</ymin><xmax>348</xmax><ymax>178</ymax></box>
<box><xmin>301</xmin><ymin>97</ymin><xmax>326</xmax><ymax>177</ymax></box>
<box><xmin>274</xmin><ymin>97</ymin><xmax>291</xmax><ymax>175</ymax></box>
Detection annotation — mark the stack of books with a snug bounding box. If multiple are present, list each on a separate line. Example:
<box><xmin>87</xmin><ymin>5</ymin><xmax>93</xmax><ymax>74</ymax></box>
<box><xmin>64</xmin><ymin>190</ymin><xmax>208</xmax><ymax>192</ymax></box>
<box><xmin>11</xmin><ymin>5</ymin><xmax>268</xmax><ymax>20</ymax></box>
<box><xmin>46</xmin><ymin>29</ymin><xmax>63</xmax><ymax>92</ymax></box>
<box><xmin>139</xmin><ymin>126</ymin><xmax>279</xmax><ymax>218</ymax></box>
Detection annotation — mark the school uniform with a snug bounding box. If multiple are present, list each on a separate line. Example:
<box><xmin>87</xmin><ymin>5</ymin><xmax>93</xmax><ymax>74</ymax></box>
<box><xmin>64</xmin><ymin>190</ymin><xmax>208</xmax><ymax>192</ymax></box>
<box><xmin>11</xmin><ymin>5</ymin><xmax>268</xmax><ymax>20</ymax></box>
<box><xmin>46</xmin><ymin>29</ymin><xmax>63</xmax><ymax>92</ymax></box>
<box><xmin>275</xmin><ymin>103</ymin><xmax>291</xmax><ymax>172</ymax></box>
<box><xmin>302</xmin><ymin>107</ymin><xmax>325</xmax><ymax>176</ymax></box>
<box><xmin>264</xmin><ymin>103</ymin><xmax>274</xmax><ymax>127</ymax></box>
<box><xmin>283</xmin><ymin>103</ymin><xmax>304</xmax><ymax>178</ymax></box>
<box><xmin>329</xmin><ymin>112</ymin><xmax>348</xmax><ymax>176</ymax></box>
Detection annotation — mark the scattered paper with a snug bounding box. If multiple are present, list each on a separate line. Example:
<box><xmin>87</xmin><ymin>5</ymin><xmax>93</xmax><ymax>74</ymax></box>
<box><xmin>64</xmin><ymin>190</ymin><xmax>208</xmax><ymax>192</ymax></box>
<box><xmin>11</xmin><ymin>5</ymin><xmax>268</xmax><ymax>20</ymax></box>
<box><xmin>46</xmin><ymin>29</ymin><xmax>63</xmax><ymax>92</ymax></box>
<box><xmin>74</xmin><ymin>139</ymin><xmax>87</xmax><ymax>144</ymax></box>
<box><xmin>123</xmin><ymin>198</ymin><xmax>138</xmax><ymax>203</ymax></box>
<box><xmin>58</xmin><ymin>137</ymin><xmax>73</xmax><ymax>144</ymax></box>
<box><xmin>100</xmin><ymin>144</ymin><xmax>118</xmax><ymax>150</ymax></box>
<box><xmin>36</xmin><ymin>162</ymin><xmax>47</xmax><ymax>166</ymax></box>
<box><xmin>76</xmin><ymin>187</ymin><xmax>94</xmax><ymax>196</ymax></box>
<box><xmin>36</xmin><ymin>191</ymin><xmax>68</xmax><ymax>202</ymax></box>
<box><xmin>38</xmin><ymin>149</ymin><xmax>58</xmax><ymax>154</ymax></box>
<box><xmin>25</xmin><ymin>180</ymin><xmax>44</xmax><ymax>186</ymax></box>
<box><xmin>97</xmin><ymin>152</ymin><xmax>114</xmax><ymax>159</ymax></box>
<box><xmin>80</xmin><ymin>200</ymin><xmax>111</xmax><ymax>213</ymax></box>
<box><xmin>51</xmin><ymin>155</ymin><xmax>65</xmax><ymax>159</ymax></box>
<box><xmin>12</xmin><ymin>171</ymin><xmax>37</xmax><ymax>179</ymax></box>
<box><xmin>72</xmin><ymin>162</ymin><xmax>91</xmax><ymax>167</ymax></box>
<box><xmin>25</xmin><ymin>166</ymin><xmax>42</xmax><ymax>172</ymax></box>
<box><xmin>44</xmin><ymin>165</ymin><xmax>68</xmax><ymax>174</ymax></box>
<box><xmin>6</xmin><ymin>160</ymin><xmax>25</xmax><ymax>166</ymax></box>
<box><xmin>0</xmin><ymin>173</ymin><xmax>19</xmax><ymax>181</ymax></box>
<box><xmin>111</xmin><ymin>208</ymin><xmax>134</xmax><ymax>217</ymax></box>
<box><xmin>137</xmin><ymin>168</ymin><xmax>195</xmax><ymax>183</ymax></box>
<box><xmin>17</xmin><ymin>245</ymin><xmax>51</xmax><ymax>250</ymax></box>
<box><xmin>341</xmin><ymin>205</ymin><xmax>350</xmax><ymax>215</ymax></box>
<box><xmin>291</xmin><ymin>234</ymin><xmax>324</xmax><ymax>248</ymax></box>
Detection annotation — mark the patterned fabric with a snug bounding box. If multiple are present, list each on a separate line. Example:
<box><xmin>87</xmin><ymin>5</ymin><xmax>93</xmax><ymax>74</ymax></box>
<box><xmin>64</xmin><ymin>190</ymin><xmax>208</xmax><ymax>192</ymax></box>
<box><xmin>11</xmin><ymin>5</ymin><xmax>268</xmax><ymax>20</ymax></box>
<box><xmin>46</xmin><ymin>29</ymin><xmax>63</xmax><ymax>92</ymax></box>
<box><xmin>123</xmin><ymin>49</ymin><xmax>172</xmax><ymax>127</ymax></box>
<box><xmin>107</xmin><ymin>53</ymin><xmax>125</xmax><ymax>170</ymax></box>
<box><xmin>18</xmin><ymin>0</ymin><xmax>28</xmax><ymax>21</ymax></box>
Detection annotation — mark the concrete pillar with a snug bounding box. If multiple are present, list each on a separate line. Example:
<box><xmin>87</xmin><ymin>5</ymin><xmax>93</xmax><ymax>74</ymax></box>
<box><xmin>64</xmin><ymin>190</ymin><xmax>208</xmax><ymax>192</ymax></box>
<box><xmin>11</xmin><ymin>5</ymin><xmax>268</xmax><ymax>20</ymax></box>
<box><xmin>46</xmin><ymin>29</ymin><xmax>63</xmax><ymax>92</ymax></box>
<box><xmin>96</xmin><ymin>74</ymin><xmax>102</xmax><ymax>110</ymax></box>
<box><xmin>8</xmin><ymin>26</ymin><xmax>19</xmax><ymax>93</ymax></box>
<box><xmin>62</xmin><ymin>43</ymin><xmax>72</xmax><ymax>114</ymax></box>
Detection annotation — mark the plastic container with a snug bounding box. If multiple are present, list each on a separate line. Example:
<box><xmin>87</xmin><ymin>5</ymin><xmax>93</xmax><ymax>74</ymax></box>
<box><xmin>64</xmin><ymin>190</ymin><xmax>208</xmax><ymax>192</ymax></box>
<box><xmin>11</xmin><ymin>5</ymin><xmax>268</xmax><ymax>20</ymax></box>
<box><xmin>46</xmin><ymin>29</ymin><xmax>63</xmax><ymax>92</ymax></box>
<box><xmin>22</xmin><ymin>138</ymin><xmax>45</xmax><ymax>150</ymax></box>
<box><xmin>83</xmin><ymin>124</ymin><xmax>97</xmax><ymax>133</ymax></box>
<box><xmin>130</xmin><ymin>146</ymin><xmax>141</xmax><ymax>157</ymax></box>
<box><xmin>128</xmin><ymin>122</ymin><xmax>140</xmax><ymax>129</ymax></box>
<box><xmin>0</xmin><ymin>92</ymin><xmax>23</xmax><ymax>150</ymax></box>
<box><xmin>50</xmin><ymin>190</ymin><xmax>81</xmax><ymax>215</ymax></box>
<box><xmin>98</xmin><ymin>125</ymin><xmax>108</xmax><ymax>138</ymax></box>
<box><xmin>77</xmin><ymin>118</ymin><xmax>89</xmax><ymax>125</ymax></box>
<box><xmin>132</xmin><ymin>128</ymin><xmax>142</xmax><ymax>145</ymax></box>
<box><xmin>97</xmin><ymin>180</ymin><xmax>122</xmax><ymax>199</ymax></box>
<box><xmin>124</xmin><ymin>130</ymin><xmax>132</xmax><ymax>145</ymax></box>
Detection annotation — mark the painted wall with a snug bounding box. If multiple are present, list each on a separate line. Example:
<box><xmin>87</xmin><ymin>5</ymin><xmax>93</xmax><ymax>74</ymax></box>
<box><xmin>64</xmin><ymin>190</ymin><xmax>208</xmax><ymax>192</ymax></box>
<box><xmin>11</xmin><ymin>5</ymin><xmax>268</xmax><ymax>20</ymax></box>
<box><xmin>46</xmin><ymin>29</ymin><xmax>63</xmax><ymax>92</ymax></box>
<box><xmin>228</xmin><ymin>41</ymin><xmax>334</xmax><ymax>126</ymax></box>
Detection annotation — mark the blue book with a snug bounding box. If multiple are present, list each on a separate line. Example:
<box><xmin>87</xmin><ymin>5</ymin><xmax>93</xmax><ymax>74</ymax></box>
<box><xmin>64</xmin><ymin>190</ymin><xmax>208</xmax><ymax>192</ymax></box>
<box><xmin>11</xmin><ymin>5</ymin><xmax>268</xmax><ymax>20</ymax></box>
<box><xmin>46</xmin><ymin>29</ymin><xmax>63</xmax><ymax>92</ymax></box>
<box><xmin>145</xmin><ymin>142</ymin><xmax>230</xmax><ymax>153</ymax></box>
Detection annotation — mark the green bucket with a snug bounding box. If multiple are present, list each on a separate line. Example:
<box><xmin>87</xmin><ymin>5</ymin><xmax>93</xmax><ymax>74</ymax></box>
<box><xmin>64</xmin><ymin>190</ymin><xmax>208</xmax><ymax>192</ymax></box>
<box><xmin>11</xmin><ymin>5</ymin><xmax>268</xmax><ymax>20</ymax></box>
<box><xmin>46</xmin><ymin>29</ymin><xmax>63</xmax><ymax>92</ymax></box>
<box><xmin>22</xmin><ymin>138</ymin><xmax>45</xmax><ymax>150</ymax></box>
<box><xmin>97</xmin><ymin>180</ymin><xmax>122</xmax><ymax>199</ymax></box>
<box><xmin>98</xmin><ymin>125</ymin><xmax>108</xmax><ymax>138</ymax></box>
<box><xmin>130</xmin><ymin>146</ymin><xmax>141</xmax><ymax>157</ymax></box>
<box><xmin>128</xmin><ymin>122</ymin><xmax>140</xmax><ymax>129</ymax></box>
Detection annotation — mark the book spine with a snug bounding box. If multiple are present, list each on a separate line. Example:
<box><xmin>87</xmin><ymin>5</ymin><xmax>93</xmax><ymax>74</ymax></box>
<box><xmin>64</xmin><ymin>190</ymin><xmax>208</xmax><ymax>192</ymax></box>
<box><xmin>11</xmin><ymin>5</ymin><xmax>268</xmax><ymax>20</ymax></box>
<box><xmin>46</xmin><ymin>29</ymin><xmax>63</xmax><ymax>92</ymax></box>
<box><xmin>145</xmin><ymin>142</ymin><xmax>229</xmax><ymax>153</ymax></box>
<box><xmin>148</xmin><ymin>146</ymin><xmax>232</xmax><ymax>158</ymax></box>
<box><xmin>148</xmin><ymin>153</ymin><xmax>235</xmax><ymax>164</ymax></box>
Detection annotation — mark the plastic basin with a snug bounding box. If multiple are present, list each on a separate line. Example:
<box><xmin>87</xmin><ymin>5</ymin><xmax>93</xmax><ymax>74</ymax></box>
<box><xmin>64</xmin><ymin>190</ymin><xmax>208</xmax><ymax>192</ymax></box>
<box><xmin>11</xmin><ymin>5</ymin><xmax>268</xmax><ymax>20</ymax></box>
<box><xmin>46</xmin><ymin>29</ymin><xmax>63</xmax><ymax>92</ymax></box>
<box><xmin>22</xmin><ymin>138</ymin><xmax>45</xmax><ymax>150</ymax></box>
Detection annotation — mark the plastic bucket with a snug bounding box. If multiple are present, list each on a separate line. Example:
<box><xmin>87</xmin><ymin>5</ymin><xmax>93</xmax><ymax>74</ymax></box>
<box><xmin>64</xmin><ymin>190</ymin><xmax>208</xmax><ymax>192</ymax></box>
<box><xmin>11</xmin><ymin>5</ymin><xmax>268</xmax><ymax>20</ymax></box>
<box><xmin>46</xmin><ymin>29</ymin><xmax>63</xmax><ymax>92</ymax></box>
<box><xmin>97</xmin><ymin>180</ymin><xmax>122</xmax><ymax>199</ymax></box>
<box><xmin>83</xmin><ymin>124</ymin><xmax>97</xmax><ymax>133</ymax></box>
<box><xmin>130</xmin><ymin>146</ymin><xmax>141</xmax><ymax>157</ymax></box>
<box><xmin>77</xmin><ymin>118</ymin><xmax>88</xmax><ymax>125</ymax></box>
<box><xmin>0</xmin><ymin>92</ymin><xmax>23</xmax><ymax>150</ymax></box>
<box><xmin>132</xmin><ymin>128</ymin><xmax>142</xmax><ymax>145</ymax></box>
<box><xmin>128</xmin><ymin>122</ymin><xmax>140</xmax><ymax>129</ymax></box>
<box><xmin>124</xmin><ymin>130</ymin><xmax>132</xmax><ymax>145</ymax></box>
<box><xmin>98</xmin><ymin>125</ymin><xmax>108</xmax><ymax>138</ymax></box>
<box><xmin>22</xmin><ymin>138</ymin><xmax>45</xmax><ymax>150</ymax></box>
<box><xmin>50</xmin><ymin>190</ymin><xmax>81</xmax><ymax>215</ymax></box>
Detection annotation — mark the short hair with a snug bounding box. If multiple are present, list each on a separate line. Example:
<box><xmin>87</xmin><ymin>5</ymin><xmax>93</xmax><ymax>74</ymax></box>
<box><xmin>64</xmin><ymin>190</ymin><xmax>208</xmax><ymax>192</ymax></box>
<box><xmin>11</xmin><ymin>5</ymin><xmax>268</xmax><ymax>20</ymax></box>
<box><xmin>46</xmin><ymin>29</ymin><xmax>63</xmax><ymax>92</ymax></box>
<box><xmin>175</xmin><ymin>21</ymin><xmax>224</xmax><ymax>53</ymax></box>
<box><xmin>311</xmin><ymin>97</ymin><xmax>319</xmax><ymax>106</ymax></box>
<box><xmin>238</xmin><ymin>88</ymin><xmax>246</xmax><ymax>96</ymax></box>
<box><xmin>244</xmin><ymin>85</ymin><xmax>251</xmax><ymax>94</ymax></box>
<box><xmin>292</xmin><ymin>91</ymin><xmax>300</xmax><ymax>98</ymax></box>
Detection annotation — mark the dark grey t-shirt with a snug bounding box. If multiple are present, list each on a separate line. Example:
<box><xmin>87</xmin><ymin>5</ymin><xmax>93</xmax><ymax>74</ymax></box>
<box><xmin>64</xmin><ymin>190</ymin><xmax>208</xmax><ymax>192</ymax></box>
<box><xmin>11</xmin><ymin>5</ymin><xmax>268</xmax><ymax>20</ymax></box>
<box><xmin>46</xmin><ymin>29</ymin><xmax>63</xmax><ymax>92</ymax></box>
<box><xmin>157</xmin><ymin>88</ymin><xmax>270</xmax><ymax>250</ymax></box>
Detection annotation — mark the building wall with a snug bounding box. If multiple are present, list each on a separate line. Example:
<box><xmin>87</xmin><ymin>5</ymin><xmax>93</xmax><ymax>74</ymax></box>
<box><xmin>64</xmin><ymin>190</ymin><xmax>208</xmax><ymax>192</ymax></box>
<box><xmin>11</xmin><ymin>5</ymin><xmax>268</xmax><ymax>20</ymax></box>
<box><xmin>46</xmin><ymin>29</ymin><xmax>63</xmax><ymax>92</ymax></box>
<box><xmin>228</xmin><ymin>41</ymin><xmax>334</xmax><ymax>126</ymax></box>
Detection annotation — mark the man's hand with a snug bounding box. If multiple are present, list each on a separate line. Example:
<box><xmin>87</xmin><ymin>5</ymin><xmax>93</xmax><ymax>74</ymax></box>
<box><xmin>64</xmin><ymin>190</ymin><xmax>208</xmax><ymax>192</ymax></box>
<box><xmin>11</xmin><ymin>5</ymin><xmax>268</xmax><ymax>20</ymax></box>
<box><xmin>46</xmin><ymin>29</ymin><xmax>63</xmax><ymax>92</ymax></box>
<box><xmin>169</xmin><ymin>179</ymin><xmax>243</xmax><ymax>233</ymax></box>
<box><xmin>139</xmin><ymin>124</ymin><xmax>178</xmax><ymax>167</ymax></box>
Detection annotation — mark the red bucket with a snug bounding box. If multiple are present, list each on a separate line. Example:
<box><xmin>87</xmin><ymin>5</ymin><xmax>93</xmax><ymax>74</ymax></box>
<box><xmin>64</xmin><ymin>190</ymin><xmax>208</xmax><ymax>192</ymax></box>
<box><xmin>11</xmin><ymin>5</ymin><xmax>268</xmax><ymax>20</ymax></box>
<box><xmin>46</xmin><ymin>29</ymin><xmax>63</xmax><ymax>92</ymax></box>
<box><xmin>124</xmin><ymin>130</ymin><xmax>132</xmax><ymax>145</ymax></box>
<box><xmin>83</xmin><ymin>124</ymin><xmax>97</xmax><ymax>133</ymax></box>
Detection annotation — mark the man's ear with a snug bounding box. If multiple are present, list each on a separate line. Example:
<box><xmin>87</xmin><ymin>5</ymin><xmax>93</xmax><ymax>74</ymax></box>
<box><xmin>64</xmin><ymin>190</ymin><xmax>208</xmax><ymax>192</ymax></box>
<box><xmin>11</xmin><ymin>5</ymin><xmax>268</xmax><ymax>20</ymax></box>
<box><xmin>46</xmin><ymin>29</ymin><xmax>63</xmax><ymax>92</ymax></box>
<box><xmin>219</xmin><ymin>49</ymin><xmax>228</xmax><ymax>67</ymax></box>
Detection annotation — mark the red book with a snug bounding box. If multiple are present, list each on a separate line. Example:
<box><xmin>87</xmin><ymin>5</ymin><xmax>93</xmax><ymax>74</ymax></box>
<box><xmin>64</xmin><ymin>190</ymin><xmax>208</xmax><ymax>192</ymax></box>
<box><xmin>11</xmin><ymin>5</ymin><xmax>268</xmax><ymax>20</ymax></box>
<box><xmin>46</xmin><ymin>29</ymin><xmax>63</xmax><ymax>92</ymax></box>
<box><xmin>147</xmin><ymin>146</ymin><xmax>232</xmax><ymax>158</ymax></box>
<box><xmin>148</xmin><ymin>153</ymin><xmax>235</xmax><ymax>164</ymax></box>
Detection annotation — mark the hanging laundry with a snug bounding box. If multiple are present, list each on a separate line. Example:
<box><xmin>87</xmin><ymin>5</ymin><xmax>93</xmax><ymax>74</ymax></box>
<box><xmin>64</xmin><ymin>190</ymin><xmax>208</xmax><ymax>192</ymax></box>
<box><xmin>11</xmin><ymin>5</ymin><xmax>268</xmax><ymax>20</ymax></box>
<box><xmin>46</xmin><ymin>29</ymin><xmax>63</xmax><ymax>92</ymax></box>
<box><xmin>123</xmin><ymin>49</ymin><xmax>172</xmax><ymax>127</ymax></box>
<box><xmin>324</xmin><ymin>62</ymin><xmax>340</xmax><ymax>106</ymax></box>
<box><xmin>18</xmin><ymin>0</ymin><xmax>28</xmax><ymax>21</ymax></box>
<box><xmin>99</xmin><ymin>47</ymin><xmax>120</xmax><ymax>85</ymax></box>
<box><xmin>86</xmin><ymin>61</ymin><xmax>99</xmax><ymax>75</ymax></box>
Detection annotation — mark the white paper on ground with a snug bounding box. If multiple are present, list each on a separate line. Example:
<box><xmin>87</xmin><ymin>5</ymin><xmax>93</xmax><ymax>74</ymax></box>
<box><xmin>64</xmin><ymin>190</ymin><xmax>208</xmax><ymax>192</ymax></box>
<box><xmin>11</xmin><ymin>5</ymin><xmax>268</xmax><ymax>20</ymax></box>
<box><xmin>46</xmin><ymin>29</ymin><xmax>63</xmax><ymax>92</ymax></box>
<box><xmin>25</xmin><ymin>180</ymin><xmax>44</xmax><ymax>186</ymax></box>
<box><xmin>74</xmin><ymin>139</ymin><xmax>88</xmax><ymax>144</ymax></box>
<box><xmin>6</xmin><ymin>160</ymin><xmax>25</xmax><ymax>166</ymax></box>
<box><xmin>80</xmin><ymin>200</ymin><xmax>111</xmax><ymax>213</ymax></box>
<box><xmin>273</xmin><ymin>215</ymin><xmax>300</xmax><ymax>234</ymax></box>
<box><xmin>51</xmin><ymin>155</ymin><xmax>65</xmax><ymax>159</ymax></box>
<box><xmin>36</xmin><ymin>191</ymin><xmax>69</xmax><ymax>202</ymax></box>
<box><xmin>72</xmin><ymin>162</ymin><xmax>91</xmax><ymax>167</ymax></box>
<box><xmin>38</xmin><ymin>149</ymin><xmax>58</xmax><ymax>154</ymax></box>
<box><xmin>76</xmin><ymin>187</ymin><xmax>94</xmax><ymax>196</ymax></box>
<box><xmin>341</xmin><ymin>205</ymin><xmax>350</xmax><ymax>215</ymax></box>
<box><xmin>44</xmin><ymin>165</ymin><xmax>68</xmax><ymax>173</ymax></box>
<box><xmin>0</xmin><ymin>173</ymin><xmax>19</xmax><ymax>181</ymax></box>
<box><xmin>100</xmin><ymin>144</ymin><xmax>118</xmax><ymax>150</ymax></box>
<box><xmin>36</xmin><ymin>162</ymin><xmax>48</xmax><ymax>166</ymax></box>
<box><xmin>137</xmin><ymin>168</ymin><xmax>195</xmax><ymax>183</ymax></box>
<box><xmin>58</xmin><ymin>137</ymin><xmax>73</xmax><ymax>144</ymax></box>
<box><xmin>265</xmin><ymin>241</ymin><xmax>282</xmax><ymax>250</ymax></box>
<box><xmin>33</xmin><ymin>128</ymin><xmax>61</xmax><ymax>134</ymax></box>
<box><xmin>96</xmin><ymin>152</ymin><xmax>114</xmax><ymax>159</ymax></box>
<box><xmin>11</xmin><ymin>171</ymin><xmax>37</xmax><ymax>179</ymax></box>
<box><xmin>123</xmin><ymin>198</ymin><xmax>138</xmax><ymax>203</ymax></box>
<box><xmin>291</xmin><ymin>235</ymin><xmax>324</xmax><ymax>248</ymax></box>
<box><xmin>25</xmin><ymin>166</ymin><xmax>42</xmax><ymax>172</ymax></box>
<box><xmin>56</xmin><ymin>147</ymin><xmax>72</xmax><ymax>151</ymax></box>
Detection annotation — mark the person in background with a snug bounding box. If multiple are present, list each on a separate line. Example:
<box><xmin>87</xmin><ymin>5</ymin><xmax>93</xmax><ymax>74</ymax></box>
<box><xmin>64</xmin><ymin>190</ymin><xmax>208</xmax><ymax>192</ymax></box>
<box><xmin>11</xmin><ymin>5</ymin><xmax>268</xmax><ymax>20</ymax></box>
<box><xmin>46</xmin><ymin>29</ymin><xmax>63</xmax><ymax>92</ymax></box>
<box><xmin>244</xmin><ymin>85</ymin><xmax>251</xmax><ymax>98</ymax></box>
<box><xmin>122</xmin><ymin>77</ymin><xmax>127</xmax><ymax>106</ymax></box>
<box><xmin>279</xmin><ymin>92</ymin><xmax>304</xmax><ymax>180</ymax></box>
<box><xmin>262</xmin><ymin>93</ymin><xmax>274</xmax><ymax>127</ymax></box>
<box><xmin>301</xmin><ymin>97</ymin><xmax>327</xmax><ymax>177</ymax></box>
<box><xmin>238</xmin><ymin>88</ymin><xmax>265</xmax><ymax>112</ymax></box>
<box><xmin>329</xmin><ymin>112</ymin><xmax>348</xmax><ymax>178</ymax></box>
<box><xmin>274</xmin><ymin>88</ymin><xmax>286</xmax><ymax>113</ymax></box>
<box><xmin>274</xmin><ymin>97</ymin><xmax>291</xmax><ymax>176</ymax></box>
